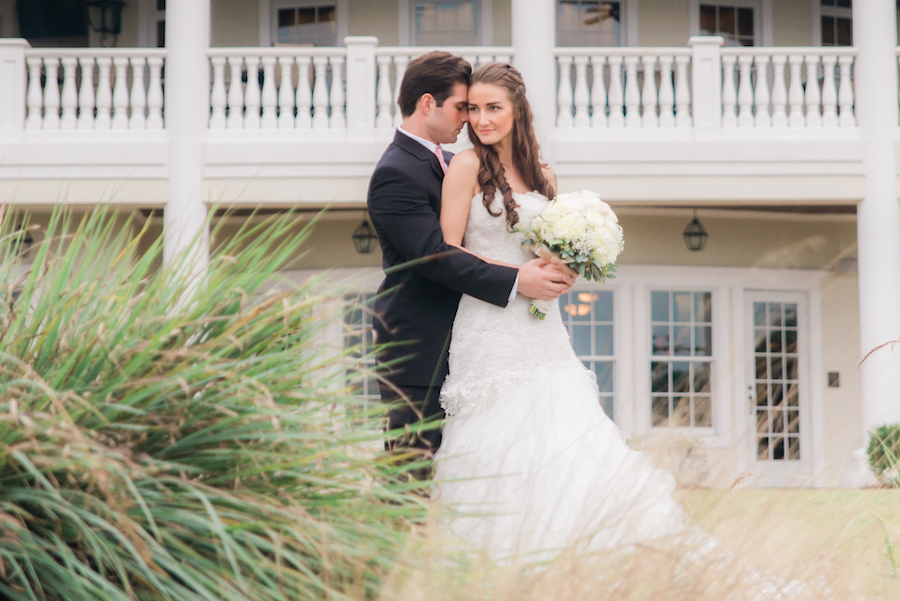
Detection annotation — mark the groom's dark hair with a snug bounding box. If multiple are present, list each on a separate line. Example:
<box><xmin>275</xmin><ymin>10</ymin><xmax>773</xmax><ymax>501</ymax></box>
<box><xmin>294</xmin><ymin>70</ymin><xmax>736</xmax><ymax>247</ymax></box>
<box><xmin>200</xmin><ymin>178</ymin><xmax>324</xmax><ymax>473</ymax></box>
<box><xmin>397</xmin><ymin>51</ymin><xmax>472</xmax><ymax>118</ymax></box>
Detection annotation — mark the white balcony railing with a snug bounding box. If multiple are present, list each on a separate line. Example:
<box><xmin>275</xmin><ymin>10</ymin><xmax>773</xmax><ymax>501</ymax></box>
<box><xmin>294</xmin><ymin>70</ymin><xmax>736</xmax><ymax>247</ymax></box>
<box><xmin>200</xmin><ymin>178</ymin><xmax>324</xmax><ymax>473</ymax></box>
<box><xmin>1</xmin><ymin>38</ymin><xmax>864</xmax><ymax>143</ymax></box>
<box><xmin>555</xmin><ymin>43</ymin><xmax>857</xmax><ymax>132</ymax></box>
<box><xmin>23</xmin><ymin>48</ymin><xmax>167</xmax><ymax>131</ymax></box>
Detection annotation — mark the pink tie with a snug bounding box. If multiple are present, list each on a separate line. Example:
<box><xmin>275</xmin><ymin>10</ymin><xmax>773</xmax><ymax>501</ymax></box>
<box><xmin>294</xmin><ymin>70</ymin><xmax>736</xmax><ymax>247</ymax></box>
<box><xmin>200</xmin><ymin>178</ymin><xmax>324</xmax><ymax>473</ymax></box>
<box><xmin>434</xmin><ymin>145</ymin><xmax>448</xmax><ymax>174</ymax></box>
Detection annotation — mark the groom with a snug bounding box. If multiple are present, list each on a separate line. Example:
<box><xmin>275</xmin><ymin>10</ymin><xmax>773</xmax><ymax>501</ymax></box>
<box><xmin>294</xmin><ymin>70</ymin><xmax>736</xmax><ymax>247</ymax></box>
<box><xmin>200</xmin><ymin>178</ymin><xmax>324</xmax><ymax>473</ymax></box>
<box><xmin>366</xmin><ymin>51</ymin><xmax>572</xmax><ymax>466</ymax></box>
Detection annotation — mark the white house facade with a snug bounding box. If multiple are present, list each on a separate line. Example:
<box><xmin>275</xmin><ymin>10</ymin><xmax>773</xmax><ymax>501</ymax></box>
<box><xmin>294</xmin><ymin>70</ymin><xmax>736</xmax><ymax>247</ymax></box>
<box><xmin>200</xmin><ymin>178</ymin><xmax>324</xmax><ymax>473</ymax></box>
<box><xmin>1</xmin><ymin>0</ymin><xmax>899</xmax><ymax>488</ymax></box>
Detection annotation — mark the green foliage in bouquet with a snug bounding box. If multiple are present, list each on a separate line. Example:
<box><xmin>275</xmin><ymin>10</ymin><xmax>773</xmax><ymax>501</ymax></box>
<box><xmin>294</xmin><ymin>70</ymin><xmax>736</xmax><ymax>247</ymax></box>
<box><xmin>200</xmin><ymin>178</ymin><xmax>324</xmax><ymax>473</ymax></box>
<box><xmin>0</xmin><ymin>208</ymin><xmax>424</xmax><ymax>601</ymax></box>
<box><xmin>867</xmin><ymin>424</ymin><xmax>900</xmax><ymax>487</ymax></box>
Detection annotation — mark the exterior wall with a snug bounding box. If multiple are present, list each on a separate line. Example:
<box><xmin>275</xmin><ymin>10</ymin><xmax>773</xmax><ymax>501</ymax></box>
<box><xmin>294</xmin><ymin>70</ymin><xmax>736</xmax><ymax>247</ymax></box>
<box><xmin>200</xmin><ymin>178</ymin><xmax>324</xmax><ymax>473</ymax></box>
<box><xmin>638</xmin><ymin>0</ymin><xmax>690</xmax><ymax>47</ymax></box>
<box><xmin>771</xmin><ymin>0</ymin><xmax>814</xmax><ymax>47</ymax></box>
<box><xmin>348</xmin><ymin>0</ymin><xmax>398</xmax><ymax>45</ymax></box>
<box><xmin>212</xmin><ymin>0</ymin><xmax>261</xmax><ymax>47</ymax></box>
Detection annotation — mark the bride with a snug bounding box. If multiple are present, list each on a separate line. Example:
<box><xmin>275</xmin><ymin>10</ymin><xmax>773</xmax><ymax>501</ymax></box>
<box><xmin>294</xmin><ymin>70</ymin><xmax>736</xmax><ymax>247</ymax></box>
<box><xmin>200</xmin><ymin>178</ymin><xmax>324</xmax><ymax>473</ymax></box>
<box><xmin>432</xmin><ymin>62</ymin><xmax>690</xmax><ymax>559</ymax></box>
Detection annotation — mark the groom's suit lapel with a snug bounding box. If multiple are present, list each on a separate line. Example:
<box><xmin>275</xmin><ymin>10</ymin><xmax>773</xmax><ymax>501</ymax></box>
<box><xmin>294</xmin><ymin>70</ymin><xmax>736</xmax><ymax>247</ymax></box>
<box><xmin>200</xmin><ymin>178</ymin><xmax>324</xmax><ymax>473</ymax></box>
<box><xmin>392</xmin><ymin>131</ymin><xmax>447</xmax><ymax>182</ymax></box>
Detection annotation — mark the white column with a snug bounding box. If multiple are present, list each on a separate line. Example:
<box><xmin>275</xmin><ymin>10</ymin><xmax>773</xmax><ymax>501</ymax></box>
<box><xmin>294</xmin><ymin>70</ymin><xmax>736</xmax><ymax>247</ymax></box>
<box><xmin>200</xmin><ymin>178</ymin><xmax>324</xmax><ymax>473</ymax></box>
<box><xmin>164</xmin><ymin>1</ymin><xmax>210</xmax><ymax>278</ymax></box>
<box><xmin>851</xmin><ymin>0</ymin><xmax>900</xmax><ymax>483</ymax></box>
<box><xmin>344</xmin><ymin>36</ymin><xmax>377</xmax><ymax>141</ymax></box>
<box><xmin>511</xmin><ymin>0</ymin><xmax>556</xmax><ymax>158</ymax></box>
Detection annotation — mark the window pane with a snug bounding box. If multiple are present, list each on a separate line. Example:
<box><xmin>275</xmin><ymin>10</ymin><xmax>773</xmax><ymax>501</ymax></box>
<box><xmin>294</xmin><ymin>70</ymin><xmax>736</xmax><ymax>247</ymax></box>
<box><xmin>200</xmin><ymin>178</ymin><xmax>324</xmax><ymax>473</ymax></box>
<box><xmin>694</xmin><ymin>396</ymin><xmax>712</xmax><ymax>427</ymax></box>
<box><xmin>594</xmin><ymin>361</ymin><xmax>614</xmax><ymax>393</ymax></box>
<box><xmin>836</xmin><ymin>17</ymin><xmax>852</xmax><ymax>46</ymax></box>
<box><xmin>673</xmin><ymin>291</ymin><xmax>691</xmax><ymax>322</ymax></box>
<box><xmin>836</xmin><ymin>0</ymin><xmax>851</xmax><ymax>7</ymax></box>
<box><xmin>652</xmin><ymin>396</ymin><xmax>669</xmax><ymax>426</ymax></box>
<box><xmin>557</xmin><ymin>1</ymin><xmax>621</xmax><ymax>47</ymax></box>
<box><xmin>737</xmin><ymin>7</ymin><xmax>753</xmax><ymax>36</ymax></box>
<box><xmin>700</xmin><ymin>5</ymin><xmax>716</xmax><ymax>34</ymax></box>
<box><xmin>719</xmin><ymin>7</ymin><xmax>735</xmax><ymax>35</ymax></box>
<box><xmin>652</xmin><ymin>325</ymin><xmax>670</xmax><ymax>355</ymax></box>
<box><xmin>594</xmin><ymin>290</ymin><xmax>613</xmax><ymax>321</ymax></box>
<box><xmin>157</xmin><ymin>0</ymin><xmax>166</xmax><ymax>10</ymax></box>
<box><xmin>695</xmin><ymin>325</ymin><xmax>712</xmax><ymax>356</ymax></box>
<box><xmin>651</xmin><ymin>361</ymin><xmax>669</xmax><ymax>393</ymax></box>
<box><xmin>651</xmin><ymin>291</ymin><xmax>669</xmax><ymax>322</ymax></box>
<box><xmin>595</xmin><ymin>324</ymin><xmax>613</xmax><ymax>355</ymax></box>
<box><xmin>572</xmin><ymin>325</ymin><xmax>592</xmax><ymax>355</ymax></box>
<box><xmin>672</xmin><ymin>362</ymin><xmax>690</xmax><ymax>393</ymax></box>
<box><xmin>673</xmin><ymin>324</ymin><xmax>692</xmax><ymax>355</ymax></box>
<box><xmin>822</xmin><ymin>17</ymin><xmax>835</xmax><ymax>45</ymax></box>
<box><xmin>694</xmin><ymin>291</ymin><xmax>711</xmax><ymax>323</ymax></box>
<box><xmin>415</xmin><ymin>1</ymin><xmax>479</xmax><ymax>47</ymax></box>
<box><xmin>694</xmin><ymin>362</ymin><xmax>711</xmax><ymax>393</ymax></box>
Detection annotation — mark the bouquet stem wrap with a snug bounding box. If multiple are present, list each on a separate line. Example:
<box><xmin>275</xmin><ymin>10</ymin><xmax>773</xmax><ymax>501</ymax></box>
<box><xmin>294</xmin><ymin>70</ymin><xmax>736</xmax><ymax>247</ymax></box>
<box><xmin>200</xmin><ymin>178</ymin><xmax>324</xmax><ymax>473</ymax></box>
<box><xmin>528</xmin><ymin>244</ymin><xmax>568</xmax><ymax>320</ymax></box>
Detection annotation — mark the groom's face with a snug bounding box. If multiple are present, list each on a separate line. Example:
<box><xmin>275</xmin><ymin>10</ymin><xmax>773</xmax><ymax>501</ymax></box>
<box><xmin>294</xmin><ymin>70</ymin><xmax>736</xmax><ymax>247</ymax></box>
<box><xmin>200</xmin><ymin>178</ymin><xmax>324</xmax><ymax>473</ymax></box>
<box><xmin>425</xmin><ymin>83</ymin><xmax>469</xmax><ymax>144</ymax></box>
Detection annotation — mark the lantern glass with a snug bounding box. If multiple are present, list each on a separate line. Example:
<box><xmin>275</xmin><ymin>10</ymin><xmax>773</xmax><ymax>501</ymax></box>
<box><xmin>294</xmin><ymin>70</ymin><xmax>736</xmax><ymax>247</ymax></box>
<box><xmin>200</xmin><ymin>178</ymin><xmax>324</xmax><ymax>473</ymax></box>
<box><xmin>683</xmin><ymin>217</ymin><xmax>708</xmax><ymax>252</ymax></box>
<box><xmin>352</xmin><ymin>220</ymin><xmax>377</xmax><ymax>254</ymax></box>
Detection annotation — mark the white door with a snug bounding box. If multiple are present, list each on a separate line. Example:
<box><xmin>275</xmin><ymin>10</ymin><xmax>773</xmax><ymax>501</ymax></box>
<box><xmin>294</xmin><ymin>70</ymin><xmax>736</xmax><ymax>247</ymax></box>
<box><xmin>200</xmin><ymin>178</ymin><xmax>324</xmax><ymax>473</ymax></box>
<box><xmin>744</xmin><ymin>291</ymin><xmax>813</xmax><ymax>487</ymax></box>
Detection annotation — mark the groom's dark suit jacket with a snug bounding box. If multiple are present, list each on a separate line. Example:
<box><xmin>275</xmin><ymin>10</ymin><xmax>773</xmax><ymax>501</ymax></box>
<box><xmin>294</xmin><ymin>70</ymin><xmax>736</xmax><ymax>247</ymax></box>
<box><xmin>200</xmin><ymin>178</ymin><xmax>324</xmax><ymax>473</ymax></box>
<box><xmin>367</xmin><ymin>131</ymin><xmax>518</xmax><ymax>389</ymax></box>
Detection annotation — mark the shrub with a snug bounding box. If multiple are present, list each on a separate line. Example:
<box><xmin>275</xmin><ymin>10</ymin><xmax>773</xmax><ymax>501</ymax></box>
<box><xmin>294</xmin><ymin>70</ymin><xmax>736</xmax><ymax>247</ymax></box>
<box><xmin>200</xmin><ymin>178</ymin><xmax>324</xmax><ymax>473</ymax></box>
<box><xmin>0</xmin><ymin>208</ymin><xmax>421</xmax><ymax>600</ymax></box>
<box><xmin>867</xmin><ymin>424</ymin><xmax>900</xmax><ymax>487</ymax></box>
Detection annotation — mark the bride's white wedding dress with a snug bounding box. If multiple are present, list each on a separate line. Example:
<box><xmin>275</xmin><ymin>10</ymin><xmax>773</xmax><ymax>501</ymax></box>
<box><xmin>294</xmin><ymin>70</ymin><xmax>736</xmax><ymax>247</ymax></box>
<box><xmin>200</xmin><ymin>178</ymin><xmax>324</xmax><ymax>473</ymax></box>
<box><xmin>432</xmin><ymin>191</ymin><xmax>821</xmax><ymax>598</ymax></box>
<box><xmin>433</xmin><ymin>190</ymin><xmax>688</xmax><ymax>557</ymax></box>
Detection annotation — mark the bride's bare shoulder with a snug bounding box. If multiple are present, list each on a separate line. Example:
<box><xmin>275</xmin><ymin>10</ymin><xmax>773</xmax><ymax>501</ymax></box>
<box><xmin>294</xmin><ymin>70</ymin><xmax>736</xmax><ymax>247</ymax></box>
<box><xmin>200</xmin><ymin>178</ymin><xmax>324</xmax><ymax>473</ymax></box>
<box><xmin>448</xmin><ymin>148</ymin><xmax>481</xmax><ymax>172</ymax></box>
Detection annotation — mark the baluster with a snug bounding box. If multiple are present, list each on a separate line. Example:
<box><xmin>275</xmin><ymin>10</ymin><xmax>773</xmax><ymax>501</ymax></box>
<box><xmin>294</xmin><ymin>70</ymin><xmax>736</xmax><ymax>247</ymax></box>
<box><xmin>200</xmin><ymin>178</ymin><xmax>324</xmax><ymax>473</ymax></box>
<box><xmin>657</xmin><ymin>55</ymin><xmax>675</xmax><ymax>128</ymax></box>
<box><xmin>226</xmin><ymin>56</ymin><xmax>245</xmax><ymax>129</ymax></box>
<box><xmin>277</xmin><ymin>56</ymin><xmax>296</xmax><ymax>129</ymax></box>
<box><xmin>295</xmin><ymin>57</ymin><xmax>313</xmax><ymax>129</ymax></box>
<box><xmin>60</xmin><ymin>57</ymin><xmax>78</xmax><ymax>129</ymax></box>
<box><xmin>312</xmin><ymin>55</ymin><xmax>330</xmax><ymax>129</ymax></box>
<box><xmin>260</xmin><ymin>56</ymin><xmax>278</xmax><ymax>128</ymax></box>
<box><xmin>329</xmin><ymin>56</ymin><xmax>346</xmax><ymax>129</ymax></box>
<box><xmin>25</xmin><ymin>57</ymin><xmax>44</xmax><ymax>130</ymax></box>
<box><xmin>77</xmin><ymin>57</ymin><xmax>96</xmax><ymax>130</ymax></box>
<box><xmin>770</xmin><ymin>54</ymin><xmax>788</xmax><ymax>127</ymax></box>
<box><xmin>804</xmin><ymin>55</ymin><xmax>822</xmax><ymax>128</ymax></box>
<box><xmin>146</xmin><ymin>56</ymin><xmax>164</xmax><ymax>129</ymax></box>
<box><xmin>590</xmin><ymin>56</ymin><xmax>608</xmax><ymax>128</ymax></box>
<box><xmin>753</xmin><ymin>55</ymin><xmax>771</xmax><ymax>127</ymax></box>
<box><xmin>244</xmin><ymin>56</ymin><xmax>261</xmax><ymax>129</ymax></box>
<box><xmin>736</xmin><ymin>54</ymin><xmax>754</xmax><ymax>128</ymax></box>
<box><xmin>640</xmin><ymin>55</ymin><xmax>658</xmax><ymax>128</ymax></box>
<box><xmin>721</xmin><ymin>54</ymin><xmax>737</xmax><ymax>127</ymax></box>
<box><xmin>787</xmin><ymin>54</ymin><xmax>804</xmax><ymax>127</ymax></box>
<box><xmin>623</xmin><ymin>55</ymin><xmax>640</xmax><ymax>128</ymax></box>
<box><xmin>43</xmin><ymin>57</ymin><xmax>60</xmax><ymax>130</ymax></box>
<box><xmin>573</xmin><ymin>55</ymin><xmax>590</xmax><ymax>128</ymax></box>
<box><xmin>129</xmin><ymin>57</ymin><xmax>147</xmax><ymax>129</ymax></box>
<box><xmin>674</xmin><ymin>55</ymin><xmax>691</xmax><ymax>128</ymax></box>
<box><xmin>392</xmin><ymin>56</ymin><xmax>409</xmax><ymax>128</ymax></box>
<box><xmin>607</xmin><ymin>56</ymin><xmax>625</xmax><ymax>128</ymax></box>
<box><xmin>463</xmin><ymin>55</ymin><xmax>477</xmax><ymax>70</ymax></box>
<box><xmin>478</xmin><ymin>55</ymin><xmax>493</xmax><ymax>70</ymax></box>
<box><xmin>496</xmin><ymin>53</ymin><xmax>512</xmax><ymax>64</ymax></box>
<box><xmin>820</xmin><ymin>54</ymin><xmax>838</xmax><ymax>127</ymax></box>
<box><xmin>111</xmin><ymin>57</ymin><xmax>130</xmax><ymax>130</ymax></box>
<box><xmin>375</xmin><ymin>55</ymin><xmax>393</xmax><ymax>128</ymax></box>
<box><xmin>837</xmin><ymin>55</ymin><xmax>855</xmax><ymax>127</ymax></box>
<box><xmin>557</xmin><ymin>55</ymin><xmax>574</xmax><ymax>127</ymax></box>
<box><xmin>209</xmin><ymin>56</ymin><xmax>227</xmax><ymax>129</ymax></box>
<box><xmin>95</xmin><ymin>57</ymin><xmax>113</xmax><ymax>130</ymax></box>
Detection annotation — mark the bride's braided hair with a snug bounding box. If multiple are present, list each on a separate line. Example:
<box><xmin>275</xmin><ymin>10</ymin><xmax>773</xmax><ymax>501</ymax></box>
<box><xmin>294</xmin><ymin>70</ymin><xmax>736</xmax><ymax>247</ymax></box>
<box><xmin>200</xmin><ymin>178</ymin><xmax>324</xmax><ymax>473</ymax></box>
<box><xmin>468</xmin><ymin>63</ymin><xmax>555</xmax><ymax>231</ymax></box>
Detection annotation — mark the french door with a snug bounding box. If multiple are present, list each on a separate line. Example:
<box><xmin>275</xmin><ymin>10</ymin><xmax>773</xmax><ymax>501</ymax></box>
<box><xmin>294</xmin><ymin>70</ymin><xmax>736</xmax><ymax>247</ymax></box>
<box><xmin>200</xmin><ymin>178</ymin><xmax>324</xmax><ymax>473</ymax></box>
<box><xmin>744</xmin><ymin>291</ymin><xmax>813</xmax><ymax>486</ymax></box>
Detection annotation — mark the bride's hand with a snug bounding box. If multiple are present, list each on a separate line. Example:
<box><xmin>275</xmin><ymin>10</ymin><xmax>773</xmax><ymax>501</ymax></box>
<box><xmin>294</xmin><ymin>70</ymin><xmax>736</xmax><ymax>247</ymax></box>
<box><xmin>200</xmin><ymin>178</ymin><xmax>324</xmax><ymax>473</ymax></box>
<box><xmin>517</xmin><ymin>258</ymin><xmax>574</xmax><ymax>300</ymax></box>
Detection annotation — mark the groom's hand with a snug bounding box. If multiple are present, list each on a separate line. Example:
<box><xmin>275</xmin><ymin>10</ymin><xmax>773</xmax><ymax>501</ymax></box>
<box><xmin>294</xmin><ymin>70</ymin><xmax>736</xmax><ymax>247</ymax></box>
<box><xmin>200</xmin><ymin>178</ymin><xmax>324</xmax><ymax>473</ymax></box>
<box><xmin>517</xmin><ymin>258</ymin><xmax>575</xmax><ymax>300</ymax></box>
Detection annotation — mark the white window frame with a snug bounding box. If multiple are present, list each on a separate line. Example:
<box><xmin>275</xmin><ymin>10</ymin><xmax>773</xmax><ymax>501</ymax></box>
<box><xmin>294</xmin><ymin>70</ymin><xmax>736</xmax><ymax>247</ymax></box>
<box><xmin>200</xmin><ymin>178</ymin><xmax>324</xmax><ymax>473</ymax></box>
<box><xmin>689</xmin><ymin>0</ymin><xmax>772</xmax><ymax>47</ymax></box>
<box><xmin>556</xmin><ymin>0</ymin><xmax>637</xmax><ymax>47</ymax></box>
<box><xmin>259</xmin><ymin>0</ymin><xmax>348</xmax><ymax>47</ymax></box>
<box><xmin>137</xmin><ymin>0</ymin><xmax>168</xmax><ymax>48</ymax></box>
<box><xmin>398</xmin><ymin>0</ymin><xmax>493</xmax><ymax>47</ymax></box>
<box><xmin>812</xmin><ymin>0</ymin><xmax>853</xmax><ymax>47</ymax></box>
<box><xmin>558</xmin><ymin>284</ymin><xmax>624</xmax><ymax>424</ymax></box>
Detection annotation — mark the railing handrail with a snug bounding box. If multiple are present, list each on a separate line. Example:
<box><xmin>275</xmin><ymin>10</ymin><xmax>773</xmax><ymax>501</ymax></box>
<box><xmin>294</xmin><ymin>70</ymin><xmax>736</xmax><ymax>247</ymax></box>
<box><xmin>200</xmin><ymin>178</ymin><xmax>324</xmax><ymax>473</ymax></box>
<box><xmin>375</xmin><ymin>46</ymin><xmax>514</xmax><ymax>57</ymax></box>
<box><xmin>720</xmin><ymin>46</ymin><xmax>858</xmax><ymax>57</ymax></box>
<box><xmin>554</xmin><ymin>46</ymin><xmax>691</xmax><ymax>57</ymax></box>
<box><xmin>25</xmin><ymin>48</ymin><xmax>168</xmax><ymax>58</ymax></box>
<box><xmin>208</xmin><ymin>46</ymin><xmax>347</xmax><ymax>58</ymax></box>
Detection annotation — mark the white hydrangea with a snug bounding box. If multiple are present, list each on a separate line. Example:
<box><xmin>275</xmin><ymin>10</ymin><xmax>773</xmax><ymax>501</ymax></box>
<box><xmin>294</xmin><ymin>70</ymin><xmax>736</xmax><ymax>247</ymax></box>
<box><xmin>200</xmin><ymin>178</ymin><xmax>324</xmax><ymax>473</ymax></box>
<box><xmin>527</xmin><ymin>190</ymin><xmax>623</xmax><ymax>268</ymax></box>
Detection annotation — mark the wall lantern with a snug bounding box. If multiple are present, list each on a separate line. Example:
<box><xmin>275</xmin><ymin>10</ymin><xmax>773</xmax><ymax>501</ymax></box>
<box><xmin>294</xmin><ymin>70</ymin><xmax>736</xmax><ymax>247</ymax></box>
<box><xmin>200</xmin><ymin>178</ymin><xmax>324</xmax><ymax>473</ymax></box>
<box><xmin>352</xmin><ymin>214</ymin><xmax>377</xmax><ymax>254</ymax></box>
<box><xmin>8</xmin><ymin>224</ymin><xmax>35</xmax><ymax>256</ymax></box>
<box><xmin>683</xmin><ymin>209</ymin><xmax>708</xmax><ymax>252</ymax></box>
<box><xmin>86</xmin><ymin>0</ymin><xmax>125</xmax><ymax>44</ymax></box>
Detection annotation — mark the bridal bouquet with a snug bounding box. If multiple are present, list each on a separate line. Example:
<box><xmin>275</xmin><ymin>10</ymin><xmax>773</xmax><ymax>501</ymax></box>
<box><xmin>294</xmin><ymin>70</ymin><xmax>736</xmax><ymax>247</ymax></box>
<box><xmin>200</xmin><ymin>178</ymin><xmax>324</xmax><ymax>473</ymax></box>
<box><xmin>520</xmin><ymin>190</ymin><xmax>624</xmax><ymax>319</ymax></box>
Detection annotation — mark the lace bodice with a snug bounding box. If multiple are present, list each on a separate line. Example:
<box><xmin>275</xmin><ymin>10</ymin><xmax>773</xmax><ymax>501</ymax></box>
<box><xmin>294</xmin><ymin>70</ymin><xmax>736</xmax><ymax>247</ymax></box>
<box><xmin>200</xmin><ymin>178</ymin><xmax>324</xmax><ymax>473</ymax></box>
<box><xmin>439</xmin><ymin>191</ymin><xmax>587</xmax><ymax>417</ymax></box>
<box><xmin>461</xmin><ymin>190</ymin><xmax>548</xmax><ymax>266</ymax></box>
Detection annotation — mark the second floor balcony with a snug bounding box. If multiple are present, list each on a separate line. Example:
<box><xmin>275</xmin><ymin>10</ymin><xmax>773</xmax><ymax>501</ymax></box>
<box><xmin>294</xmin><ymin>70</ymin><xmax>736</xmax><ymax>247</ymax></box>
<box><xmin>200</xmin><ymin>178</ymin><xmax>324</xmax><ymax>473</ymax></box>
<box><xmin>0</xmin><ymin>35</ymin><xmax>875</xmax><ymax>207</ymax></box>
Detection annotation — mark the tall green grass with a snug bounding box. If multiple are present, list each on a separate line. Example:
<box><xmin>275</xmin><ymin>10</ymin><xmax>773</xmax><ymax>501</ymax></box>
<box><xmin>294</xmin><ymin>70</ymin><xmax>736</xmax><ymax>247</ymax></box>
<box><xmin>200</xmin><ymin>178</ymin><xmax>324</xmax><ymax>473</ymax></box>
<box><xmin>0</xmin><ymin>208</ymin><xmax>422</xmax><ymax>600</ymax></box>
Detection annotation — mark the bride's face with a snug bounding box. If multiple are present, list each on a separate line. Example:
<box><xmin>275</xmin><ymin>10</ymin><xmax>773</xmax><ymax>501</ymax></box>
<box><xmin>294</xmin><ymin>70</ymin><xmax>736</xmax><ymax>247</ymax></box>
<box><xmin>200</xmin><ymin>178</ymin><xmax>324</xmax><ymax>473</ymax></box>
<box><xmin>467</xmin><ymin>82</ymin><xmax>515</xmax><ymax>147</ymax></box>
